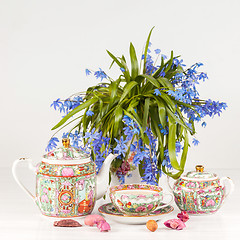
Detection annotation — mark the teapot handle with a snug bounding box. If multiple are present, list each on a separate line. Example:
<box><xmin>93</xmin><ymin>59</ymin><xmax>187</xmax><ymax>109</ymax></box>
<box><xmin>12</xmin><ymin>158</ymin><xmax>36</xmax><ymax>201</ymax></box>
<box><xmin>220</xmin><ymin>177</ymin><xmax>234</xmax><ymax>201</ymax></box>
<box><xmin>167</xmin><ymin>175</ymin><xmax>174</xmax><ymax>191</ymax></box>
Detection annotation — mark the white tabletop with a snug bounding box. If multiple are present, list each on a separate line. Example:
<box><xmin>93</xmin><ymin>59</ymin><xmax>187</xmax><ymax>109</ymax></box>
<box><xmin>1</xmin><ymin>167</ymin><xmax>239</xmax><ymax>240</ymax></box>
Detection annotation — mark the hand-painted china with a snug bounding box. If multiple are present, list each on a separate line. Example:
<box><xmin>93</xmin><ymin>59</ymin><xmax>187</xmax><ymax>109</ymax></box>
<box><xmin>98</xmin><ymin>202</ymin><xmax>174</xmax><ymax>224</ymax></box>
<box><xmin>12</xmin><ymin>138</ymin><xmax>117</xmax><ymax>218</ymax></box>
<box><xmin>109</xmin><ymin>184</ymin><xmax>173</xmax><ymax>216</ymax></box>
<box><xmin>168</xmin><ymin>165</ymin><xmax>234</xmax><ymax>215</ymax></box>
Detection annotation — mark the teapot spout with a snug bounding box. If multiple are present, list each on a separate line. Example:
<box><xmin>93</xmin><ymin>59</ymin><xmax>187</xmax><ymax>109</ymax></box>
<box><xmin>96</xmin><ymin>153</ymin><xmax>118</xmax><ymax>200</ymax></box>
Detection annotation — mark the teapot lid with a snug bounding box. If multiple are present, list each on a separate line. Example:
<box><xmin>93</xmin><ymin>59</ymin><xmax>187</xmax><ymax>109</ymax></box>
<box><xmin>43</xmin><ymin>138</ymin><xmax>91</xmax><ymax>165</ymax></box>
<box><xmin>182</xmin><ymin>165</ymin><xmax>218</xmax><ymax>181</ymax></box>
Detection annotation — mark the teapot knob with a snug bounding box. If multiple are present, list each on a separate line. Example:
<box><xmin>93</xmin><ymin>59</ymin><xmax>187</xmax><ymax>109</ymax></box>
<box><xmin>195</xmin><ymin>165</ymin><xmax>204</xmax><ymax>172</ymax></box>
<box><xmin>62</xmin><ymin>138</ymin><xmax>70</xmax><ymax>148</ymax></box>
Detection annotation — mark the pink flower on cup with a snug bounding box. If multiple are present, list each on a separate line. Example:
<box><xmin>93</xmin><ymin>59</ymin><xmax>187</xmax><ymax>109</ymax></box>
<box><xmin>138</xmin><ymin>195</ymin><xmax>146</xmax><ymax>198</ymax></box>
<box><xmin>164</xmin><ymin>219</ymin><xmax>186</xmax><ymax>230</ymax></box>
<box><xmin>62</xmin><ymin>168</ymin><xmax>74</xmax><ymax>177</ymax></box>
<box><xmin>206</xmin><ymin>199</ymin><xmax>215</xmax><ymax>207</ymax></box>
<box><xmin>177</xmin><ymin>211</ymin><xmax>189</xmax><ymax>222</ymax></box>
<box><xmin>186</xmin><ymin>182</ymin><xmax>195</xmax><ymax>187</ymax></box>
<box><xmin>136</xmin><ymin>206</ymin><xmax>146</xmax><ymax>212</ymax></box>
<box><xmin>62</xmin><ymin>209</ymin><xmax>71</xmax><ymax>214</ymax></box>
<box><xmin>61</xmin><ymin>194</ymin><xmax>69</xmax><ymax>201</ymax></box>
<box><xmin>121</xmin><ymin>195</ymin><xmax>128</xmax><ymax>200</ymax></box>
<box><xmin>41</xmin><ymin>194</ymin><xmax>49</xmax><ymax>203</ymax></box>
<box><xmin>147</xmin><ymin>204</ymin><xmax>154</xmax><ymax>210</ymax></box>
<box><xmin>43</xmin><ymin>188</ymin><xmax>48</xmax><ymax>194</ymax></box>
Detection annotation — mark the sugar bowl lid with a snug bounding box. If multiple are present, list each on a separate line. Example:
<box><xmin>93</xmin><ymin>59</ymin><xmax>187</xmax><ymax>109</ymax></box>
<box><xmin>181</xmin><ymin>165</ymin><xmax>218</xmax><ymax>181</ymax></box>
<box><xmin>42</xmin><ymin>138</ymin><xmax>91</xmax><ymax>165</ymax></box>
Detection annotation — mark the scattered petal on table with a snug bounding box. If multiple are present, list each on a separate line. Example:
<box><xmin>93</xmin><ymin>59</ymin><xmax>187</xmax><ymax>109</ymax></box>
<box><xmin>164</xmin><ymin>219</ymin><xmax>186</xmax><ymax>230</ymax></box>
<box><xmin>177</xmin><ymin>211</ymin><xmax>190</xmax><ymax>222</ymax></box>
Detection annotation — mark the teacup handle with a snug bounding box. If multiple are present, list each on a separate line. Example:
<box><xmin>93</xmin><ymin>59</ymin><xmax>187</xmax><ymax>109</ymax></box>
<box><xmin>157</xmin><ymin>193</ymin><xmax>174</xmax><ymax>209</ymax></box>
<box><xmin>12</xmin><ymin>158</ymin><xmax>36</xmax><ymax>201</ymax></box>
<box><xmin>220</xmin><ymin>177</ymin><xmax>234</xmax><ymax>202</ymax></box>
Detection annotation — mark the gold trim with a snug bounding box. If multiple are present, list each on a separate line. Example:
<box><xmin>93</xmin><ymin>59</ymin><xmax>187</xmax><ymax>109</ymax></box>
<box><xmin>62</xmin><ymin>138</ymin><xmax>70</xmax><ymax>148</ymax></box>
<box><xmin>195</xmin><ymin>165</ymin><xmax>204</xmax><ymax>172</ymax></box>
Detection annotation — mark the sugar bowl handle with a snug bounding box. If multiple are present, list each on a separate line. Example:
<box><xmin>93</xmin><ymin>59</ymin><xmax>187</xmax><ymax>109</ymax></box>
<box><xmin>12</xmin><ymin>158</ymin><xmax>36</xmax><ymax>201</ymax></box>
<box><xmin>220</xmin><ymin>177</ymin><xmax>234</xmax><ymax>201</ymax></box>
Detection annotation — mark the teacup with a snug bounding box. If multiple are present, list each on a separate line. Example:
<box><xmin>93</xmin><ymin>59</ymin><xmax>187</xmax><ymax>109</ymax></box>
<box><xmin>109</xmin><ymin>184</ymin><xmax>173</xmax><ymax>216</ymax></box>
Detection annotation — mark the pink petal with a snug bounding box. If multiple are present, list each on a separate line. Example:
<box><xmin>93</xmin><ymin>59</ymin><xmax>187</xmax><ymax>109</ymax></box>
<box><xmin>84</xmin><ymin>214</ymin><xmax>105</xmax><ymax>226</ymax></box>
<box><xmin>177</xmin><ymin>211</ymin><xmax>190</xmax><ymax>222</ymax></box>
<box><xmin>97</xmin><ymin>220</ymin><xmax>111</xmax><ymax>232</ymax></box>
<box><xmin>164</xmin><ymin>219</ymin><xmax>186</xmax><ymax>230</ymax></box>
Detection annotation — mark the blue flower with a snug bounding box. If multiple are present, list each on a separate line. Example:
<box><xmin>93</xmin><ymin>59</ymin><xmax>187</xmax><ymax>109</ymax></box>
<box><xmin>114</xmin><ymin>136</ymin><xmax>128</xmax><ymax>157</ymax></box>
<box><xmin>154</xmin><ymin>89</ymin><xmax>161</xmax><ymax>96</ymax></box>
<box><xmin>176</xmin><ymin>141</ymin><xmax>182</xmax><ymax>153</ymax></box>
<box><xmin>120</xmin><ymin>67</ymin><xmax>125</xmax><ymax>72</ymax></box>
<box><xmin>86</xmin><ymin>110</ymin><xmax>94</xmax><ymax>116</ymax></box>
<box><xmin>94</xmin><ymin>68</ymin><xmax>107</xmax><ymax>81</ymax></box>
<box><xmin>133</xmin><ymin>150</ymin><xmax>149</xmax><ymax>166</ymax></box>
<box><xmin>62</xmin><ymin>132</ymin><xmax>69</xmax><ymax>138</ymax></box>
<box><xmin>198</xmin><ymin>72</ymin><xmax>208</xmax><ymax>81</ymax></box>
<box><xmin>201</xmin><ymin>122</ymin><xmax>207</xmax><ymax>128</ymax></box>
<box><xmin>173</xmin><ymin>59</ymin><xmax>186</xmax><ymax>67</ymax></box>
<box><xmin>50</xmin><ymin>98</ymin><xmax>63</xmax><ymax>111</ymax></box>
<box><xmin>45</xmin><ymin>137</ymin><xmax>59</xmax><ymax>152</ymax></box>
<box><xmin>154</xmin><ymin>49</ymin><xmax>161</xmax><ymax>54</ymax></box>
<box><xmin>85</xmin><ymin>69</ymin><xmax>91</xmax><ymax>76</ymax></box>
<box><xmin>161</xmin><ymin>54</ymin><xmax>167</xmax><ymax>60</ymax></box>
<box><xmin>192</xmin><ymin>138</ymin><xmax>200</xmax><ymax>146</ymax></box>
<box><xmin>159</xmin><ymin>124</ymin><xmax>168</xmax><ymax>135</ymax></box>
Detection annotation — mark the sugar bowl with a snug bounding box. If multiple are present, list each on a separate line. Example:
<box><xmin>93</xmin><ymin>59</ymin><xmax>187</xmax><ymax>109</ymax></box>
<box><xmin>168</xmin><ymin>165</ymin><xmax>234</xmax><ymax>214</ymax></box>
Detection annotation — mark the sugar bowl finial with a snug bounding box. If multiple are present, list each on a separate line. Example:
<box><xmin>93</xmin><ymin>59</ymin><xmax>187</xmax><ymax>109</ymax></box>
<box><xmin>62</xmin><ymin>138</ymin><xmax>70</xmax><ymax>148</ymax></box>
<box><xmin>195</xmin><ymin>165</ymin><xmax>204</xmax><ymax>172</ymax></box>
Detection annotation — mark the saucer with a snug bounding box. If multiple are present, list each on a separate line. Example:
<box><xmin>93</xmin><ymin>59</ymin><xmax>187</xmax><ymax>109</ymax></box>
<box><xmin>98</xmin><ymin>203</ymin><xmax>174</xmax><ymax>225</ymax></box>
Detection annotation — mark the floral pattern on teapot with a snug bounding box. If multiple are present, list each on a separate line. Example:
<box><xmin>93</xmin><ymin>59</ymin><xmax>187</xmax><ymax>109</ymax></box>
<box><xmin>173</xmin><ymin>178</ymin><xmax>224</xmax><ymax>214</ymax></box>
<box><xmin>169</xmin><ymin>165</ymin><xmax>235</xmax><ymax>215</ymax></box>
<box><xmin>36</xmin><ymin>167</ymin><xmax>96</xmax><ymax>217</ymax></box>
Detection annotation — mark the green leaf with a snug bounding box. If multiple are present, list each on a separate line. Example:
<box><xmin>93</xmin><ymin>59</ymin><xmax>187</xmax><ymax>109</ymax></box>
<box><xmin>51</xmin><ymin>97</ymin><xmax>98</xmax><ymax>130</ymax></box>
<box><xmin>142</xmin><ymin>98</ymin><xmax>150</xmax><ymax>131</ymax></box>
<box><xmin>180</xmin><ymin>129</ymin><xmax>189</xmax><ymax>169</ymax></box>
<box><xmin>157</xmin><ymin>77</ymin><xmax>174</xmax><ymax>90</ymax></box>
<box><xmin>109</xmin><ymin>78</ymin><xmax>121</xmax><ymax>105</ymax></box>
<box><xmin>143</xmin><ymin>27</ymin><xmax>154</xmax><ymax>74</ymax></box>
<box><xmin>138</xmin><ymin>160</ymin><xmax>145</xmax><ymax>177</ymax></box>
<box><xmin>107</xmin><ymin>50</ymin><xmax>130</xmax><ymax>82</ymax></box>
<box><xmin>129</xmin><ymin>42</ymin><xmax>139</xmax><ymax>80</ymax></box>
<box><xmin>168</xmin><ymin>116</ymin><xmax>181</xmax><ymax>170</ymax></box>
<box><xmin>119</xmin><ymin>81</ymin><xmax>138</xmax><ymax>103</ymax></box>
<box><xmin>141</xmin><ymin>74</ymin><xmax>160</xmax><ymax>88</ymax></box>
<box><xmin>160</xmin><ymin>92</ymin><xmax>176</xmax><ymax>112</ymax></box>
<box><xmin>164</xmin><ymin>50</ymin><xmax>174</xmax><ymax>73</ymax></box>
<box><xmin>162</xmin><ymin>166</ymin><xmax>183</xmax><ymax>179</ymax></box>
<box><xmin>155</xmin><ymin>98</ymin><xmax>167</xmax><ymax>128</ymax></box>
<box><xmin>114</xmin><ymin>106</ymin><xmax>123</xmax><ymax>136</ymax></box>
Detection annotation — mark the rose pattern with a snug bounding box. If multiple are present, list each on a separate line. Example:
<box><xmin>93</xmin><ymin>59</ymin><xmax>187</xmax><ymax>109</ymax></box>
<box><xmin>62</xmin><ymin>168</ymin><xmax>74</xmax><ymax>177</ymax></box>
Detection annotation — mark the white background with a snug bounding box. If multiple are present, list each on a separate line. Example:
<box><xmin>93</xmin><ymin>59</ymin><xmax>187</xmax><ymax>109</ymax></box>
<box><xmin>1</xmin><ymin>0</ymin><xmax>240</xmax><ymax>170</ymax></box>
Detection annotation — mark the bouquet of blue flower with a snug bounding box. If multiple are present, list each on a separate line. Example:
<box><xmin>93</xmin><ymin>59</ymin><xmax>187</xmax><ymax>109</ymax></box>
<box><xmin>48</xmin><ymin>28</ymin><xmax>227</xmax><ymax>184</ymax></box>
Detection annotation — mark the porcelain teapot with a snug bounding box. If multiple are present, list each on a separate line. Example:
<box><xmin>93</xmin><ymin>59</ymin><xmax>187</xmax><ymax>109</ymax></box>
<box><xmin>168</xmin><ymin>165</ymin><xmax>234</xmax><ymax>214</ymax></box>
<box><xmin>12</xmin><ymin>138</ymin><xmax>117</xmax><ymax>218</ymax></box>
